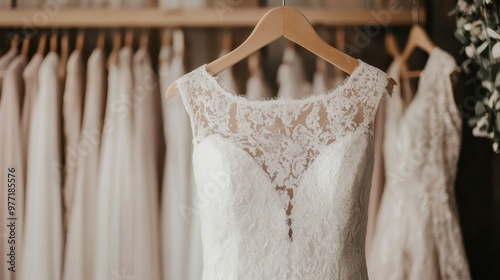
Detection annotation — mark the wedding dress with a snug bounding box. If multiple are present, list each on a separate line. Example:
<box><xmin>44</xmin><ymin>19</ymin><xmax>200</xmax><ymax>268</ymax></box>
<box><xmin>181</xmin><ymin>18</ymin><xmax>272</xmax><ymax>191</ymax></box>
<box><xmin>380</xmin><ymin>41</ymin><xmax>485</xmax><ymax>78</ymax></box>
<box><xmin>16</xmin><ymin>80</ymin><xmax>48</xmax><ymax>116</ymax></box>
<box><xmin>367</xmin><ymin>48</ymin><xmax>471</xmax><ymax>280</ymax></box>
<box><xmin>21</xmin><ymin>52</ymin><xmax>63</xmax><ymax>280</ymax></box>
<box><xmin>0</xmin><ymin>54</ymin><xmax>26</xmax><ymax>280</ymax></box>
<box><xmin>21</xmin><ymin>53</ymin><xmax>43</xmax><ymax>173</ymax></box>
<box><xmin>93</xmin><ymin>46</ymin><xmax>135</xmax><ymax>280</ymax></box>
<box><xmin>63</xmin><ymin>48</ymin><xmax>106</xmax><ymax>280</ymax></box>
<box><xmin>160</xmin><ymin>30</ymin><xmax>204</xmax><ymax>280</ymax></box>
<box><xmin>171</xmin><ymin>60</ymin><xmax>394</xmax><ymax>279</ymax></box>
<box><xmin>129</xmin><ymin>46</ymin><xmax>162</xmax><ymax>280</ymax></box>
<box><xmin>0</xmin><ymin>48</ymin><xmax>18</xmax><ymax>99</ymax></box>
<box><xmin>62</xmin><ymin>49</ymin><xmax>85</xmax><ymax>231</ymax></box>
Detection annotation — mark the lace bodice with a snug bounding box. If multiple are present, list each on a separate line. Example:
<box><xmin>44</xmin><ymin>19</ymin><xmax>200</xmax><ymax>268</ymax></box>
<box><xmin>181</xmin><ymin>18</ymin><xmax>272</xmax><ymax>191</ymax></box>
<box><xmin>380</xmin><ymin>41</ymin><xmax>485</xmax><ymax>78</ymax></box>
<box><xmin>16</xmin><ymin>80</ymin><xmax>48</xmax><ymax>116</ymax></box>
<box><xmin>174</xmin><ymin>61</ymin><xmax>393</xmax><ymax>279</ymax></box>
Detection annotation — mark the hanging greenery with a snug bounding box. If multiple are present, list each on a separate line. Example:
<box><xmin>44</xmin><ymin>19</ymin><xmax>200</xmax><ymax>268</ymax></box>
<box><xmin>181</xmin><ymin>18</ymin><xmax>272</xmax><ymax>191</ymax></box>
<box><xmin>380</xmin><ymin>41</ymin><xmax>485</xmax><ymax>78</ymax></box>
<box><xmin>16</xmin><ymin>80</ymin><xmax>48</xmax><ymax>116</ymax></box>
<box><xmin>453</xmin><ymin>0</ymin><xmax>500</xmax><ymax>153</ymax></box>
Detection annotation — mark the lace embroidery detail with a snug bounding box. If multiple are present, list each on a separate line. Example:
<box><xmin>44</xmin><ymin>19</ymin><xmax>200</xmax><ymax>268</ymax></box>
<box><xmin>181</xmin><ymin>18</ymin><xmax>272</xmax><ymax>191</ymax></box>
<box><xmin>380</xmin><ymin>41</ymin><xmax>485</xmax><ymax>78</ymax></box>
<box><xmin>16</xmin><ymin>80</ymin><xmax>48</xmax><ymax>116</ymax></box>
<box><xmin>176</xmin><ymin>62</ymin><xmax>391</xmax><ymax>240</ymax></box>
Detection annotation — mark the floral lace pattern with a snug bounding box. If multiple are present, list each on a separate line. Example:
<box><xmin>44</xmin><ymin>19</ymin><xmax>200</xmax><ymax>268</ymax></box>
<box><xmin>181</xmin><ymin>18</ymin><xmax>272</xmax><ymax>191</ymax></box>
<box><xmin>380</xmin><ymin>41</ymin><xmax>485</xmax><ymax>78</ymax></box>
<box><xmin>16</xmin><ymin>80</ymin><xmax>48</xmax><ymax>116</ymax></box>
<box><xmin>174</xmin><ymin>61</ymin><xmax>393</xmax><ymax>279</ymax></box>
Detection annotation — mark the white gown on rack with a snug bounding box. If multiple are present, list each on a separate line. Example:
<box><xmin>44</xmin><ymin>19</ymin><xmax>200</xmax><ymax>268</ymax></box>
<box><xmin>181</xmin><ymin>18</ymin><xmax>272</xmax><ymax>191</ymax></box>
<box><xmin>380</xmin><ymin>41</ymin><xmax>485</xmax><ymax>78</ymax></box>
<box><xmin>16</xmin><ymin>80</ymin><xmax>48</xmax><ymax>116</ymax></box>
<box><xmin>160</xmin><ymin>30</ymin><xmax>203</xmax><ymax>280</ymax></box>
<box><xmin>93</xmin><ymin>47</ymin><xmax>134</xmax><ymax>280</ymax></box>
<box><xmin>130</xmin><ymin>46</ymin><xmax>162</xmax><ymax>280</ymax></box>
<box><xmin>62</xmin><ymin>49</ymin><xmax>85</xmax><ymax>231</ymax></box>
<box><xmin>0</xmin><ymin>54</ymin><xmax>26</xmax><ymax>280</ymax></box>
<box><xmin>171</xmin><ymin>60</ymin><xmax>394</xmax><ymax>279</ymax></box>
<box><xmin>21</xmin><ymin>53</ymin><xmax>43</xmax><ymax>172</ymax></box>
<box><xmin>63</xmin><ymin>48</ymin><xmax>106</xmax><ymax>280</ymax></box>
<box><xmin>367</xmin><ymin>48</ymin><xmax>471</xmax><ymax>280</ymax></box>
<box><xmin>21</xmin><ymin>52</ymin><xmax>63</xmax><ymax>280</ymax></box>
<box><xmin>0</xmin><ymin>48</ymin><xmax>18</xmax><ymax>99</ymax></box>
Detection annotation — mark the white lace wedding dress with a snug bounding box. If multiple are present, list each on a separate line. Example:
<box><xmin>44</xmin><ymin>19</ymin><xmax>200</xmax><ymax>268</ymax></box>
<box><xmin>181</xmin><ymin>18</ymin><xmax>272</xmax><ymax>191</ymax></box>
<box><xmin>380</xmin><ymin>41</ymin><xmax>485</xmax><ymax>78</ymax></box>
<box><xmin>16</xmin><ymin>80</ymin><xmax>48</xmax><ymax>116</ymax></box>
<box><xmin>367</xmin><ymin>48</ymin><xmax>471</xmax><ymax>280</ymax></box>
<box><xmin>172</xmin><ymin>60</ymin><xmax>394</xmax><ymax>279</ymax></box>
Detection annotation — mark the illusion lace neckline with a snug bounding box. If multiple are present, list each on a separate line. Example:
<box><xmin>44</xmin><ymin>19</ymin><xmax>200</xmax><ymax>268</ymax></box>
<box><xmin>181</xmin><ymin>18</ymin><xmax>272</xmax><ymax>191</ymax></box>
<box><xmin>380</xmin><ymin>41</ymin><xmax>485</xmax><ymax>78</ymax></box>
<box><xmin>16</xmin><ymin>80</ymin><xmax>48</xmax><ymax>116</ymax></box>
<box><xmin>199</xmin><ymin>60</ymin><xmax>365</xmax><ymax>107</ymax></box>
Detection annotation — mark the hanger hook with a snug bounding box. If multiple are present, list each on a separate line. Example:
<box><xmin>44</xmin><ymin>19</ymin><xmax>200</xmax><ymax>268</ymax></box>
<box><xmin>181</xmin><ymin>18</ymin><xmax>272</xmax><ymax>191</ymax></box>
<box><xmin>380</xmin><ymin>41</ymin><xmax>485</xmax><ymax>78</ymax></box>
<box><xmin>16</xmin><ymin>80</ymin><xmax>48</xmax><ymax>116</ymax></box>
<box><xmin>412</xmin><ymin>0</ymin><xmax>419</xmax><ymax>25</ymax></box>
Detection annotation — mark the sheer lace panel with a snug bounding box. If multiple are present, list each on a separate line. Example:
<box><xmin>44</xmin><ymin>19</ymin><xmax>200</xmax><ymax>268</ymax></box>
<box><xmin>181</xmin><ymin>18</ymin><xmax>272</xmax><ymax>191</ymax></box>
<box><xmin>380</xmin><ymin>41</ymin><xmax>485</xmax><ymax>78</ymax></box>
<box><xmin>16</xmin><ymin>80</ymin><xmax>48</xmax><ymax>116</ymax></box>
<box><xmin>176</xmin><ymin>62</ymin><xmax>391</xmax><ymax>240</ymax></box>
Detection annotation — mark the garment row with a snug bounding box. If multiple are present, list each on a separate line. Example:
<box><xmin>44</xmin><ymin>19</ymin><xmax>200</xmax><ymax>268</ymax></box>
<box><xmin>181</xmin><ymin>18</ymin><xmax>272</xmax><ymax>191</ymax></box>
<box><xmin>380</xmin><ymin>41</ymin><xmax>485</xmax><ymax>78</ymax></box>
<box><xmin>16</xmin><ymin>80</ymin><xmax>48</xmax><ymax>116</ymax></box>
<box><xmin>0</xmin><ymin>31</ymin><xmax>203</xmax><ymax>280</ymax></box>
<box><xmin>0</xmin><ymin>28</ymin><xmax>336</xmax><ymax>280</ymax></box>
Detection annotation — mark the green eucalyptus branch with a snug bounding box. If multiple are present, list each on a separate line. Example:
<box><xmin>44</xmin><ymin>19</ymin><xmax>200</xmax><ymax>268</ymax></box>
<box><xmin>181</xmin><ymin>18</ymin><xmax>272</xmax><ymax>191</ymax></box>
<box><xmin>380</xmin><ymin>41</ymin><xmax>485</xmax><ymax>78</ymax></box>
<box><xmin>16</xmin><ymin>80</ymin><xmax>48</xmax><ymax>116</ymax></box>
<box><xmin>454</xmin><ymin>0</ymin><xmax>500</xmax><ymax>153</ymax></box>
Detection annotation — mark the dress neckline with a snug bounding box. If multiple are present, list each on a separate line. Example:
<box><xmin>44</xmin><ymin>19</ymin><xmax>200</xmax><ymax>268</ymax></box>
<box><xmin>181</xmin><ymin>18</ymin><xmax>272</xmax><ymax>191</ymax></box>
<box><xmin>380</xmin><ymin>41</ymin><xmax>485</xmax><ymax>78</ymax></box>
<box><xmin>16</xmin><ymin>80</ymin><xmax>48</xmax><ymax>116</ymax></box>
<box><xmin>198</xmin><ymin>59</ymin><xmax>365</xmax><ymax>107</ymax></box>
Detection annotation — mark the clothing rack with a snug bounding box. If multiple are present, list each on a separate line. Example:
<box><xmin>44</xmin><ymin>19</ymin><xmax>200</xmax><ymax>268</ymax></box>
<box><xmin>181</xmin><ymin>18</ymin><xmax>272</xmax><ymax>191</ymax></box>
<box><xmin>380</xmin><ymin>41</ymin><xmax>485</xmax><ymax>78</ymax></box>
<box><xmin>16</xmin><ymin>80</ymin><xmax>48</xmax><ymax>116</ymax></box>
<box><xmin>0</xmin><ymin>8</ymin><xmax>425</xmax><ymax>27</ymax></box>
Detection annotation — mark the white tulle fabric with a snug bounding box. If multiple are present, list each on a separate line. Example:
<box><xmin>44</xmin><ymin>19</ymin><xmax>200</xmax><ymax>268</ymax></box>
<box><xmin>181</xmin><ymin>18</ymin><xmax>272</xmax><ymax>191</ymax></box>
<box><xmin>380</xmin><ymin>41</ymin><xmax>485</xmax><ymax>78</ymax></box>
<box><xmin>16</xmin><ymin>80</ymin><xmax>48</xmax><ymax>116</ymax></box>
<box><xmin>367</xmin><ymin>48</ymin><xmax>471</xmax><ymax>280</ymax></box>
<box><xmin>173</xmin><ymin>61</ymin><xmax>393</xmax><ymax>279</ymax></box>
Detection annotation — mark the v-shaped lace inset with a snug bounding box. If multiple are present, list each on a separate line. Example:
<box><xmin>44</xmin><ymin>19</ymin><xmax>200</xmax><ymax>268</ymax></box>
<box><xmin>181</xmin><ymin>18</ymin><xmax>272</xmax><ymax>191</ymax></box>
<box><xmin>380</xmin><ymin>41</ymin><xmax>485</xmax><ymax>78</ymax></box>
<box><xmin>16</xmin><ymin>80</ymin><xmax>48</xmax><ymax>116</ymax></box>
<box><xmin>177</xmin><ymin>63</ymin><xmax>388</xmax><ymax>241</ymax></box>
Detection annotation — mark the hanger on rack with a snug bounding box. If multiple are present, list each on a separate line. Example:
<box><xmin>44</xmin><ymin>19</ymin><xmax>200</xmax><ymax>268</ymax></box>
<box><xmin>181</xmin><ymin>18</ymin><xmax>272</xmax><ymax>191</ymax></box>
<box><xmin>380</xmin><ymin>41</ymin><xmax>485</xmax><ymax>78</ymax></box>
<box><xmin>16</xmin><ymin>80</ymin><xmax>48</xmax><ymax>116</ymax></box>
<box><xmin>140</xmin><ymin>29</ymin><xmax>149</xmax><ymax>48</ymax></box>
<box><xmin>399</xmin><ymin>0</ymin><xmax>435</xmax><ymax>79</ymax></box>
<box><xmin>37</xmin><ymin>32</ymin><xmax>47</xmax><ymax>55</ymax></box>
<box><xmin>385</xmin><ymin>29</ymin><xmax>400</xmax><ymax>58</ymax></box>
<box><xmin>10</xmin><ymin>33</ymin><xmax>19</xmax><ymax>52</ymax></box>
<box><xmin>399</xmin><ymin>25</ymin><xmax>435</xmax><ymax>78</ymax></box>
<box><xmin>97</xmin><ymin>31</ymin><xmax>105</xmax><ymax>50</ymax></box>
<box><xmin>58</xmin><ymin>30</ymin><xmax>69</xmax><ymax>80</ymax></box>
<box><xmin>50</xmin><ymin>30</ymin><xmax>58</xmax><ymax>53</ymax></box>
<box><xmin>108</xmin><ymin>30</ymin><xmax>122</xmax><ymax>67</ymax></box>
<box><xmin>333</xmin><ymin>26</ymin><xmax>346</xmax><ymax>80</ymax></box>
<box><xmin>162</xmin><ymin>29</ymin><xmax>172</xmax><ymax>47</ymax></box>
<box><xmin>125</xmin><ymin>29</ymin><xmax>134</xmax><ymax>47</ymax></box>
<box><xmin>76</xmin><ymin>29</ymin><xmax>85</xmax><ymax>51</ymax></box>
<box><xmin>21</xmin><ymin>36</ymin><xmax>30</xmax><ymax>57</ymax></box>
<box><xmin>221</xmin><ymin>29</ymin><xmax>232</xmax><ymax>52</ymax></box>
<box><xmin>166</xmin><ymin>1</ymin><xmax>391</xmax><ymax>99</ymax></box>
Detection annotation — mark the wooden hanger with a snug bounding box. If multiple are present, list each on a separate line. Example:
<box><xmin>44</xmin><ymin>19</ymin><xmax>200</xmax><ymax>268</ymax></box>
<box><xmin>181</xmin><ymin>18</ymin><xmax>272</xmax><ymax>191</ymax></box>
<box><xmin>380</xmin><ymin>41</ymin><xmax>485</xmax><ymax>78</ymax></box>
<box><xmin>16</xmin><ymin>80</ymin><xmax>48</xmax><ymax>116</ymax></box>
<box><xmin>125</xmin><ymin>29</ymin><xmax>134</xmax><ymax>47</ymax></box>
<box><xmin>162</xmin><ymin>29</ymin><xmax>172</xmax><ymax>47</ymax></box>
<box><xmin>58</xmin><ymin>31</ymin><xmax>69</xmax><ymax>80</ymax></box>
<box><xmin>21</xmin><ymin>36</ymin><xmax>30</xmax><ymax>56</ymax></box>
<box><xmin>332</xmin><ymin>27</ymin><xmax>346</xmax><ymax>80</ymax></box>
<box><xmin>37</xmin><ymin>32</ymin><xmax>47</xmax><ymax>55</ymax></box>
<box><xmin>221</xmin><ymin>29</ymin><xmax>232</xmax><ymax>51</ymax></box>
<box><xmin>166</xmin><ymin>6</ymin><xmax>363</xmax><ymax>99</ymax></box>
<box><xmin>97</xmin><ymin>31</ymin><xmax>106</xmax><ymax>49</ymax></box>
<box><xmin>10</xmin><ymin>33</ymin><xmax>19</xmax><ymax>52</ymax></box>
<box><xmin>76</xmin><ymin>29</ymin><xmax>85</xmax><ymax>51</ymax></box>
<box><xmin>140</xmin><ymin>29</ymin><xmax>149</xmax><ymax>48</ymax></box>
<box><xmin>385</xmin><ymin>30</ymin><xmax>400</xmax><ymax>58</ymax></box>
<box><xmin>400</xmin><ymin>25</ymin><xmax>436</xmax><ymax>78</ymax></box>
<box><xmin>50</xmin><ymin>31</ymin><xmax>58</xmax><ymax>53</ymax></box>
<box><xmin>107</xmin><ymin>30</ymin><xmax>122</xmax><ymax>67</ymax></box>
